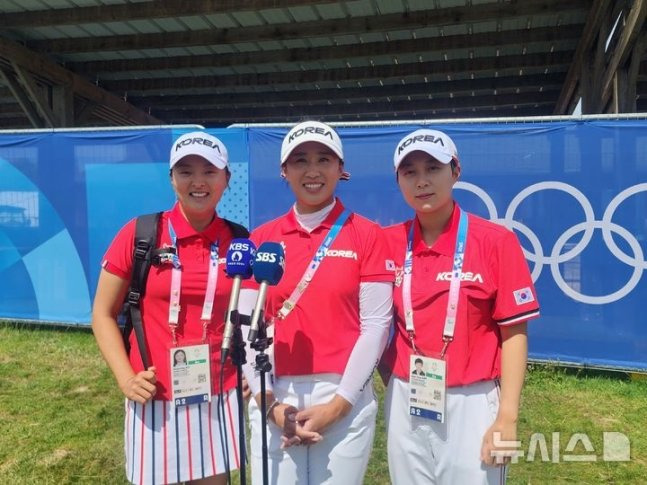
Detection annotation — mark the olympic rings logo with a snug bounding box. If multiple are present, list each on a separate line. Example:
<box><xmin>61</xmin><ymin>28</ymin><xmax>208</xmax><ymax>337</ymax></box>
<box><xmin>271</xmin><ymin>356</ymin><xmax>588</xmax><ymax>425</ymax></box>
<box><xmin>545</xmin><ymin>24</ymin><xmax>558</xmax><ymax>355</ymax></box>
<box><xmin>455</xmin><ymin>181</ymin><xmax>647</xmax><ymax>305</ymax></box>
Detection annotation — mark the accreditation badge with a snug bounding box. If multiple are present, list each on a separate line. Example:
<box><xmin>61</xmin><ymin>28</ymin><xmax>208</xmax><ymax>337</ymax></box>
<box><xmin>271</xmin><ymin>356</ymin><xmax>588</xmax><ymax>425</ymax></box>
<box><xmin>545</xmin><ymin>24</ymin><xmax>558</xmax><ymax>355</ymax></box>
<box><xmin>170</xmin><ymin>344</ymin><xmax>211</xmax><ymax>407</ymax></box>
<box><xmin>408</xmin><ymin>354</ymin><xmax>446</xmax><ymax>423</ymax></box>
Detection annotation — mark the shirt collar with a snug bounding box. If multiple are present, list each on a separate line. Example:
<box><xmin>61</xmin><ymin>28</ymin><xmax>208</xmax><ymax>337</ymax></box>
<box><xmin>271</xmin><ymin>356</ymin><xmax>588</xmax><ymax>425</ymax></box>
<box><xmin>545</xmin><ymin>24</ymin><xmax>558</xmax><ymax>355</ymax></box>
<box><xmin>280</xmin><ymin>197</ymin><xmax>346</xmax><ymax>234</ymax></box>
<box><xmin>411</xmin><ymin>202</ymin><xmax>461</xmax><ymax>256</ymax></box>
<box><xmin>168</xmin><ymin>202</ymin><xmax>225</xmax><ymax>243</ymax></box>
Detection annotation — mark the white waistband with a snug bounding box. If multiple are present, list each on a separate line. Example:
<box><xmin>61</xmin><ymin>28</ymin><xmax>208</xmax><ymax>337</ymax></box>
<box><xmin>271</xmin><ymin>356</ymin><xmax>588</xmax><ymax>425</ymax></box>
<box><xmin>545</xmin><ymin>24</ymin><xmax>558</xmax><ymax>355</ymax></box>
<box><xmin>276</xmin><ymin>373</ymin><xmax>342</xmax><ymax>385</ymax></box>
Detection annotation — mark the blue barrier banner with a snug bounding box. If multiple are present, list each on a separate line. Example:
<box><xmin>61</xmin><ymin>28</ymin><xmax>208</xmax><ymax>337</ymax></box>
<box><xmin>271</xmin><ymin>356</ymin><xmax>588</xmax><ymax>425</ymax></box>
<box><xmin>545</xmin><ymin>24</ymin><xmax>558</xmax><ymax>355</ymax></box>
<box><xmin>0</xmin><ymin>127</ymin><xmax>249</xmax><ymax>324</ymax></box>
<box><xmin>1</xmin><ymin>121</ymin><xmax>646</xmax><ymax>371</ymax></box>
<box><xmin>248</xmin><ymin>121</ymin><xmax>647</xmax><ymax>371</ymax></box>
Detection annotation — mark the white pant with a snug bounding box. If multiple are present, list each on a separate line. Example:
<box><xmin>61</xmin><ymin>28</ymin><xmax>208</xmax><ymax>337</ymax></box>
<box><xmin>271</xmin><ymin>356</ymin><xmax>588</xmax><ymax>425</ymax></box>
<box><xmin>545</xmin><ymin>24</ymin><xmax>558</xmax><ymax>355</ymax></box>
<box><xmin>248</xmin><ymin>374</ymin><xmax>377</xmax><ymax>485</ymax></box>
<box><xmin>385</xmin><ymin>377</ymin><xmax>507</xmax><ymax>485</ymax></box>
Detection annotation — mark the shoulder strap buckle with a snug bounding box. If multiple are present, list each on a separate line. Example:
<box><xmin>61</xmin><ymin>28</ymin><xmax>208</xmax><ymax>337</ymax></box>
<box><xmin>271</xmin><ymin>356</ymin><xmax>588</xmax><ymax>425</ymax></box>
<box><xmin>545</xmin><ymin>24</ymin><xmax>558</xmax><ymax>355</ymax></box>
<box><xmin>127</xmin><ymin>290</ymin><xmax>141</xmax><ymax>305</ymax></box>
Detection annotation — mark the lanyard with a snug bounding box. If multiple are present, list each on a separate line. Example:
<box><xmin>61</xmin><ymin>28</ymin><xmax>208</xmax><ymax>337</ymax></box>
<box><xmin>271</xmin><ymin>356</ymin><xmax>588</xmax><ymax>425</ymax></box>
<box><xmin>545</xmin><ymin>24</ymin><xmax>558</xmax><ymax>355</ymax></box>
<box><xmin>403</xmin><ymin>208</ymin><xmax>468</xmax><ymax>357</ymax></box>
<box><xmin>277</xmin><ymin>209</ymin><xmax>351</xmax><ymax>319</ymax></box>
<box><xmin>167</xmin><ymin>220</ymin><xmax>220</xmax><ymax>344</ymax></box>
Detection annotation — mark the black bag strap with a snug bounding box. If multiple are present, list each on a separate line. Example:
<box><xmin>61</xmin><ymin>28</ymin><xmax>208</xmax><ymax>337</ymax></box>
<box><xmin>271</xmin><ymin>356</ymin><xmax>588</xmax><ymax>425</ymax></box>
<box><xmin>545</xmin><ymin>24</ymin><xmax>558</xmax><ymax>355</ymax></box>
<box><xmin>129</xmin><ymin>212</ymin><xmax>162</xmax><ymax>304</ymax></box>
<box><xmin>125</xmin><ymin>212</ymin><xmax>162</xmax><ymax>369</ymax></box>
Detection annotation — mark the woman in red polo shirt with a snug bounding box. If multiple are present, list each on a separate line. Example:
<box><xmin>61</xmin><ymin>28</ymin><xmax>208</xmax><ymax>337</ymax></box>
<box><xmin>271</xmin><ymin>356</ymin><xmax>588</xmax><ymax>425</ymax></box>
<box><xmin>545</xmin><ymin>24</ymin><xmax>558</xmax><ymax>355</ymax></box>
<box><xmin>241</xmin><ymin>120</ymin><xmax>394</xmax><ymax>484</ymax></box>
<box><xmin>380</xmin><ymin>129</ymin><xmax>540</xmax><ymax>484</ymax></box>
<box><xmin>92</xmin><ymin>132</ymin><xmax>243</xmax><ymax>485</ymax></box>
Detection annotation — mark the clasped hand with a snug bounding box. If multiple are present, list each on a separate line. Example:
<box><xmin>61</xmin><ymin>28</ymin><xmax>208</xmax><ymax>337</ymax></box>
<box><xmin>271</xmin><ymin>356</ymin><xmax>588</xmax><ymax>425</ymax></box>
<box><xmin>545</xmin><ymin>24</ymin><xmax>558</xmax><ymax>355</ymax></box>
<box><xmin>273</xmin><ymin>396</ymin><xmax>352</xmax><ymax>449</ymax></box>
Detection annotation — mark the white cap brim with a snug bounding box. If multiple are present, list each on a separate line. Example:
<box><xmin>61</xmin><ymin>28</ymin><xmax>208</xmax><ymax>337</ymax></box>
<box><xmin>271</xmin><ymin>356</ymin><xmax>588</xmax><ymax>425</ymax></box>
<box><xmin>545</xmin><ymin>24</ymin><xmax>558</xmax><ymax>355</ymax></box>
<box><xmin>395</xmin><ymin>145</ymin><xmax>453</xmax><ymax>170</ymax></box>
<box><xmin>170</xmin><ymin>132</ymin><xmax>229</xmax><ymax>169</ymax></box>
<box><xmin>393</xmin><ymin>129</ymin><xmax>459</xmax><ymax>171</ymax></box>
<box><xmin>280</xmin><ymin>121</ymin><xmax>344</xmax><ymax>165</ymax></box>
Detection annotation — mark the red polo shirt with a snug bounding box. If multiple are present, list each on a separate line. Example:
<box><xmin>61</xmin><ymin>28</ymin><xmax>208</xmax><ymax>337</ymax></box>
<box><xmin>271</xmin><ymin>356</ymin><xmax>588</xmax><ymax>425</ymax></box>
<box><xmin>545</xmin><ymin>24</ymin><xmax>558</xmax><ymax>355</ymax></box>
<box><xmin>381</xmin><ymin>203</ymin><xmax>539</xmax><ymax>387</ymax></box>
<box><xmin>102</xmin><ymin>203</ymin><xmax>238</xmax><ymax>400</ymax></box>
<box><xmin>248</xmin><ymin>199</ymin><xmax>394</xmax><ymax>376</ymax></box>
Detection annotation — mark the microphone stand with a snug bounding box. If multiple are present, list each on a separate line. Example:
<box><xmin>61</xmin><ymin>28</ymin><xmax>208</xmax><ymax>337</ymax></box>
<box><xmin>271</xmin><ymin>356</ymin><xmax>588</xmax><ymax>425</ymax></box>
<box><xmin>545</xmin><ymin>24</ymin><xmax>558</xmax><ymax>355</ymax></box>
<box><xmin>250</xmin><ymin>310</ymin><xmax>272</xmax><ymax>485</ymax></box>
<box><xmin>227</xmin><ymin>309</ymin><xmax>247</xmax><ymax>485</ymax></box>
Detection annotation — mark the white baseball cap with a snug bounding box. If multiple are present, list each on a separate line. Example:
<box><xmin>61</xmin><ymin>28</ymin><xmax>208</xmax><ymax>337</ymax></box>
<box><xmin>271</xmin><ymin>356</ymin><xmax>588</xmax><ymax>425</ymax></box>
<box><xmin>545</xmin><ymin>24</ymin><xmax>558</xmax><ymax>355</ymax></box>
<box><xmin>280</xmin><ymin>121</ymin><xmax>350</xmax><ymax>180</ymax></box>
<box><xmin>393</xmin><ymin>129</ymin><xmax>460</xmax><ymax>171</ymax></box>
<box><xmin>170</xmin><ymin>132</ymin><xmax>229</xmax><ymax>169</ymax></box>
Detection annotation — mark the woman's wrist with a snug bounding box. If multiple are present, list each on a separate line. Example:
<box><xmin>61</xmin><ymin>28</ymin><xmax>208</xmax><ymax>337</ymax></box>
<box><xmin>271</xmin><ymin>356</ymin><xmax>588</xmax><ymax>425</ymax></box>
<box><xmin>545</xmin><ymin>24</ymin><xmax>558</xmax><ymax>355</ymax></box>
<box><xmin>329</xmin><ymin>394</ymin><xmax>353</xmax><ymax>419</ymax></box>
<box><xmin>117</xmin><ymin>371</ymin><xmax>136</xmax><ymax>392</ymax></box>
<box><xmin>496</xmin><ymin>404</ymin><xmax>519</xmax><ymax>423</ymax></box>
<box><xmin>266</xmin><ymin>399</ymin><xmax>281</xmax><ymax>423</ymax></box>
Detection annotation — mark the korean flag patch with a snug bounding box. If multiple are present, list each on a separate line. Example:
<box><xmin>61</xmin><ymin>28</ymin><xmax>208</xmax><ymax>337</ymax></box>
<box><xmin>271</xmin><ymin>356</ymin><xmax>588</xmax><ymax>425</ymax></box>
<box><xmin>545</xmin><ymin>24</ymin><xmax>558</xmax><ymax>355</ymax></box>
<box><xmin>513</xmin><ymin>287</ymin><xmax>535</xmax><ymax>305</ymax></box>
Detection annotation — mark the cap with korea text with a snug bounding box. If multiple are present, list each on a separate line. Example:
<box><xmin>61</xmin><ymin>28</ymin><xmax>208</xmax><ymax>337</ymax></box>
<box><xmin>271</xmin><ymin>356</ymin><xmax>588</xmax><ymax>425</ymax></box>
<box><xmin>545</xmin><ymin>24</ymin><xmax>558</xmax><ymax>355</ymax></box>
<box><xmin>280</xmin><ymin>121</ymin><xmax>350</xmax><ymax>181</ymax></box>
<box><xmin>393</xmin><ymin>129</ymin><xmax>460</xmax><ymax>171</ymax></box>
<box><xmin>170</xmin><ymin>132</ymin><xmax>229</xmax><ymax>169</ymax></box>
<box><xmin>280</xmin><ymin>121</ymin><xmax>344</xmax><ymax>164</ymax></box>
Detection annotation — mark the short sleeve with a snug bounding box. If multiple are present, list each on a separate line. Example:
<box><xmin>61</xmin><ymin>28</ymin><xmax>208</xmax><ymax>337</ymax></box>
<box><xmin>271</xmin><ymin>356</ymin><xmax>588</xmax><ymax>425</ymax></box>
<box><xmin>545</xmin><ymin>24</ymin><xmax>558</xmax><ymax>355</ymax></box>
<box><xmin>101</xmin><ymin>218</ymin><xmax>137</xmax><ymax>280</ymax></box>
<box><xmin>359</xmin><ymin>222</ymin><xmax>395</xmax><ymax>283</ymax></box>
<box><xmin>491</xmin><ymin>229</ymin><xmax>540</xmax><ymax>325</ymax></box>
<box><xmin>383</xmin><ymin>221</ymin><xmax>409</xmax><ymax>261</ymax></box>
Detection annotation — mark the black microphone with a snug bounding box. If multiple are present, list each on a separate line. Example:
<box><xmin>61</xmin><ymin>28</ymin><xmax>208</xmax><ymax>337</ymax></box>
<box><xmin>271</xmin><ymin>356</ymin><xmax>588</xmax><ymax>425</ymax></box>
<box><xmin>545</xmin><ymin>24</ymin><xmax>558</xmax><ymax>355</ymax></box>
<box><xmin>247</xmin><ymin>242</ymin><xmax>285</xmax><ymax>343</ymax></box>
<box><xmin>221</xmin><ymin>238</ymin><xmax>256</xmax><ymax>364</ymax></box>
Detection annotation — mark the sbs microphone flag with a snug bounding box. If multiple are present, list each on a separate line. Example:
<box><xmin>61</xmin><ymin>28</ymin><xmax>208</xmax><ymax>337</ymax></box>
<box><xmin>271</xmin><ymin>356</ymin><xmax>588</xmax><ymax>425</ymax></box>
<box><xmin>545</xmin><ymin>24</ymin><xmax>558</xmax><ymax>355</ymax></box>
<box><xmin>247</xmin><ymin>242</ymin><xmax>285</xmax><ymax>343</ymax></box>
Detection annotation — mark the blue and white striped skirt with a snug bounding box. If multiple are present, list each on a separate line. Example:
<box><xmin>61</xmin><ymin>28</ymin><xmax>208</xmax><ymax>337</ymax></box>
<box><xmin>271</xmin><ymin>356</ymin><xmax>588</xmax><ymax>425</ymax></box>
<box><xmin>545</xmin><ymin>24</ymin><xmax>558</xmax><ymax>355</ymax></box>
<box><xmin>124</xmin><ymin>389</ymin><xmax>241</xmax><ymax>485</ymax></box>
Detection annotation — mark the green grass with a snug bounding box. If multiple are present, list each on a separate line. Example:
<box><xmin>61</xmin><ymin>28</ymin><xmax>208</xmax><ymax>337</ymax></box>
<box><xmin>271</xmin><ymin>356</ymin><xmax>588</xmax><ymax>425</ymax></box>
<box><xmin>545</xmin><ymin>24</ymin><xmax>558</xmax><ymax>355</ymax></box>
<box><xmin>508</xmin><ymin>365</ymin><xmax>647</xmax><ymax>484</ymax></box>
<box><xmin>1</xmin><ymin>323</ymin><xmax>646</xmax><ymax>484</ymax></box>
<box><xmin>0</xmin><ymin>323</ymin><xmax>126</xmax><ymax>484</ymax></box>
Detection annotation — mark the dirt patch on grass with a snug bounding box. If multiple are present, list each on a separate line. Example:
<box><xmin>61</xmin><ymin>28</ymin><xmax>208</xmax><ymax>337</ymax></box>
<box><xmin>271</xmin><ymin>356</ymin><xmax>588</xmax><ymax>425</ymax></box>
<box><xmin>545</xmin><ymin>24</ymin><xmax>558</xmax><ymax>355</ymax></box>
<box><xmin>42</xmin><ymin>448</ymin><xmax>70</xmax><ymax>467</ymax></box>
<box><xmin>0</xmin><ymin>457</ymin><xmax>17</xmax><ymax>474</ymax></box>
